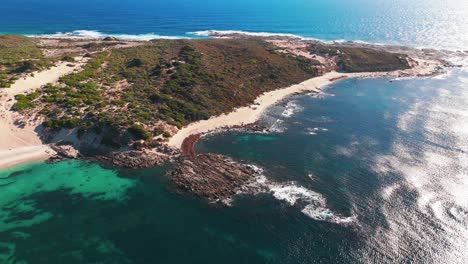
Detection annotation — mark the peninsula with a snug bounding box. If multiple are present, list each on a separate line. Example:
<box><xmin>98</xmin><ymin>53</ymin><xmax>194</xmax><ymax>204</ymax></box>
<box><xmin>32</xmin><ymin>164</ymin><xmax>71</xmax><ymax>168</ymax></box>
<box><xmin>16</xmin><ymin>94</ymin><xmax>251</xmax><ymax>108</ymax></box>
<box><xmin>0</xmin><ymin>33</ymin><xmax>451</xmax><ymax>199</ymax></box>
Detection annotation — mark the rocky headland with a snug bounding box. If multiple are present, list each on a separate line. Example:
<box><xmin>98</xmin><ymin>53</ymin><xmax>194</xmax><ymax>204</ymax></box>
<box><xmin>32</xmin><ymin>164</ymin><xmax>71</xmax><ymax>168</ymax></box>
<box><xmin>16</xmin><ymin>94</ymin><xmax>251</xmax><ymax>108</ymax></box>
<box><xmin>1</xmin><ymin>33</ymin><xmax>463</xmax><ymax>201</ymax></box>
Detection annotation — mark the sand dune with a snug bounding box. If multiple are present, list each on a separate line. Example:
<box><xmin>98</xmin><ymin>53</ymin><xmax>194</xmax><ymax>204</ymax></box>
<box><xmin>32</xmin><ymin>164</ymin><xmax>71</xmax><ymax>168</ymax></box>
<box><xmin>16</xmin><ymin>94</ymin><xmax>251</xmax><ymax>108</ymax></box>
<box><xmin>0</xmin><ymin>58</ymin><xmax>86</xmax><ymax>169</ymax></box>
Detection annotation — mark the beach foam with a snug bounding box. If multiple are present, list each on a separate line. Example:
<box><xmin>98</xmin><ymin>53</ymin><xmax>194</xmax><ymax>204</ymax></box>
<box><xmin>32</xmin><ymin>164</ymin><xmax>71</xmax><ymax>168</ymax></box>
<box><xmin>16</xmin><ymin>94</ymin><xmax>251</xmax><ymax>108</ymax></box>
<box><xmin>188</xmin><ymin>30</ymin><xmax>385</xmax><ymax>46</ymax></box>
<box><xmin>29</xmin><ymin>30</ymin><xmax>189</xmax><ymax>40</ymax></box>
<box><xmin>188</xmin><ymin>30</ymin><xmax>302</xmax><ymax>39</ymax></box>
<box><xmin>21</xmin><ymin>28</ymin><xmax>465</xmax><ymax>51</ymax></box>
<box><xmin>281</xmin><ymin>101</ymin><xmax>303</xmax><ymax>118</ymax></box>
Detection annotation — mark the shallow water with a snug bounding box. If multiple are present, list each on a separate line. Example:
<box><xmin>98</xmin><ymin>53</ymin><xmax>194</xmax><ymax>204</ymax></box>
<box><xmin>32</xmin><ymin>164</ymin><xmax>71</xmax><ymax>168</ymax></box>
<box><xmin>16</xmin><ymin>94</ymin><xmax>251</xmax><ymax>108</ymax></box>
<box><xmin>1</xmin><ymin>69</ymin><xmax>467</xmax><ymax>263</ymax></box>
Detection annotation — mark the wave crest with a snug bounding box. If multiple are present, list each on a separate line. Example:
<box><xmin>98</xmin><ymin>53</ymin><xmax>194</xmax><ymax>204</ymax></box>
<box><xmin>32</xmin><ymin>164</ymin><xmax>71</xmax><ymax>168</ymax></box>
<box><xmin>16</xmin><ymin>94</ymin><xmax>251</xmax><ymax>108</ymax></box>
<box><xmin>235</xmin><ymin>172</ymin><xmax>355</xmax><ymax>224</ymax></box>
<box><xmin>188</xmin><ymin>30</ymin><xmax>302</xmax><ymax>39</ymax></box>
<box><xmin>28</xmin><ymin>30</ymin><xmax>189</xmax><ymax>40</ymax></box>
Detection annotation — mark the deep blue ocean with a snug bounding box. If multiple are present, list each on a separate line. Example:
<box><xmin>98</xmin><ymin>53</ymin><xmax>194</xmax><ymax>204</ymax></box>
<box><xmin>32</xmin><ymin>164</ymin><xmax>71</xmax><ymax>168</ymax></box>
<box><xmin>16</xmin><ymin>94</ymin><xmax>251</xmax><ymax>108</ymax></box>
<box><xmin>1</xmin><ymin>0</ymin><xmax>468</xmax><ymax>263</ymax></box>
<box><xmin>1</xmin><ymin>0</ymin><xmax>467</xmax><ymax>50</ymax></box>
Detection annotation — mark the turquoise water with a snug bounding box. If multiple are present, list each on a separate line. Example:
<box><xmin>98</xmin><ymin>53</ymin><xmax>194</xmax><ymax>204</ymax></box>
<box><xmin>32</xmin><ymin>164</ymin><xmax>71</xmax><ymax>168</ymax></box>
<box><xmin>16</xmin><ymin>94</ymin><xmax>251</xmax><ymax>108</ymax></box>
<box><xmin>0</xmin><ymin>0</ymin><xmax>467</xmax><ymax>50</ymax></box>
<box><xmin>2</xmin><ymin>70</ymin><xmax>468</xmax><ymax>263</ymax></box>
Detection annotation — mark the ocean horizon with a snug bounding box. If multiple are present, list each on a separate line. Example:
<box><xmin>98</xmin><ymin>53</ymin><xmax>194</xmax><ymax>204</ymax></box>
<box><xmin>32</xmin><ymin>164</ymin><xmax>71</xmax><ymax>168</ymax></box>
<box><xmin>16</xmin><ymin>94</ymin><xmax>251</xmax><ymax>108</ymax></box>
<box><xmin>1</xmin><ymin>0</ymin><xmax>468</xmax><ymax>51</ymax></box>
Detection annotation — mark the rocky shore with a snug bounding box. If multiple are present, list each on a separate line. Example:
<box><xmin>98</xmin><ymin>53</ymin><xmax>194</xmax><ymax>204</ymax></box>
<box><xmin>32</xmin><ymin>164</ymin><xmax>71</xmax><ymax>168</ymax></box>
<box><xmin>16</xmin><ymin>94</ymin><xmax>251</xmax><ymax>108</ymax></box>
<box><xmin>2</xmin><ymin>33</ymin><xmax>461</xmax><ymax>202</ymax></box>
<box><xmin>92</xmin><ymin>149</ymin><xmax>173</xmax><ymax>169</ymax></box>
<box><xmin>168</xmin><ymin>154</ymin><xmax>259</xmax><ymax>201</ymax></box>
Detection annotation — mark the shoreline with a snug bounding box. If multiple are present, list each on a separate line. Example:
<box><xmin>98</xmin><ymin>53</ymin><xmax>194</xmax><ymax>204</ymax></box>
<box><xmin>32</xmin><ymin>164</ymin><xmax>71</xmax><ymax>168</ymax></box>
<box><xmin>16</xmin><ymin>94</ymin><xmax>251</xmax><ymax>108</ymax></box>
<box><xmin>0</xmin><ymin>57</ymin><xmax>87</xmax><ymax>170</ymax></box>
<box><xmin>0</xmin><ymin>145</ymin><xmax>52</xmax><ymax>170</ymax></box>
<box><xmin>0</xmin><ymin>35</ymin><xmax>448</xmax><ymax>170</ymax></box>
<box><xmin>168</xmin><ymin>71</ymin><xmax>348</xmax><ymax>149</ymax></box>
<box><xmin>13</xmin><ymin>29</ymin><xmax>468</xmax><ymax>52</ymax></box>
<box><xmin>168</xmin><ymin>60</ymin><xmax>441</xmax><ymax>150</ymax></box>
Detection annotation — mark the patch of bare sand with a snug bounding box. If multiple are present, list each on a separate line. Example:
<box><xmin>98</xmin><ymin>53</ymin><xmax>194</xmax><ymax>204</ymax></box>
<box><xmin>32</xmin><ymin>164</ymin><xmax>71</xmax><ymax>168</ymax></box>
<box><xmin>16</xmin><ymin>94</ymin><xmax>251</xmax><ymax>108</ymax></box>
<box><xmin>168</xmin><ymin>59</ymin><xmax>443</xmax><ymax>149</ymax></box>
<box><xmin>0</xmin><ymin>57</ymin><xmax>87</xmax><ymax>169</ymax></box>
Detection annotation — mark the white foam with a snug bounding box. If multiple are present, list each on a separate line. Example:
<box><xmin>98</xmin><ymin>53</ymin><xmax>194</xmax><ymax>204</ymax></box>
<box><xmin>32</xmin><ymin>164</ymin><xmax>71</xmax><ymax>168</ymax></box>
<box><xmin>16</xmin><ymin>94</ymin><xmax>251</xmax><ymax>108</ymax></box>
<box><xmin>188</xmin><ymin>30</ymin><xmax>387</xmax><ymax>46</ymax></box>
<box><xmin>24</xmin><ymin>29</ymin><xmax>464</xmax><ymax>51</ymax></box>
<box><xmin>269</xmin><ymin>184</ymin><xmax>324</xmax><ymax>205</ymax></box>
<box><xmin>188</xmin><ymin>30</ymin><xmax>302</xmax><ymax>39</ymax></box>
<box><xmin>281</xmin><ymin>101</ymin><xmax>303</xmax><ymax>118</ymax></box>
<box><xmin>269</xmin><ymin>119</ymin><xmax>285</xmax><ymax>133</ymax></box>
<box><xmin>28</xmin><ymin>30</ymin><xmax>189</xmax><ymax>40</ymax></box>
<box><xmin>313</xmin><ymin>92</ymin><xmax>336</xmax><ymax>99</ymax></box>
<box><xmin>268</xmin><ymin>182</ymin><xmax>355</xmax><ymax>224</ymax></box>
<box><xmin>308</xmin><ymin>127</ymin><xmax>328</xmax><ymax>133</ymax></box>
<box><xmin>237</xmin><ymin>172</ymin><xmax>355</xmax><ymax>224</ymax></box>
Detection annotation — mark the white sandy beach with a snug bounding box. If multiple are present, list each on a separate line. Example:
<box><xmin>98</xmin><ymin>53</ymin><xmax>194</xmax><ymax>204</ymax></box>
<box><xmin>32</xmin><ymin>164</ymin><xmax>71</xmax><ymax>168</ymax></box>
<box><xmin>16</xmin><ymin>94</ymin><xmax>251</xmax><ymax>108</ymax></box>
<box><xmin>0</xmin><ymin>48</ymin><xmax>441</xmax><ymax>168</ymax></box>
<box><xmin>0</xmin><ymin>58</ymin><xmax>86</xmax><ymax>169</ymax></box>
<box><xmin>168</xmin><ymin>71</ymin><xmax>353</xmax><ymax>148</ymax></box>
<box><xmin>168</xmin><ymin>58</ymin><xmax>441</xmax><ymax>149</ymax></box>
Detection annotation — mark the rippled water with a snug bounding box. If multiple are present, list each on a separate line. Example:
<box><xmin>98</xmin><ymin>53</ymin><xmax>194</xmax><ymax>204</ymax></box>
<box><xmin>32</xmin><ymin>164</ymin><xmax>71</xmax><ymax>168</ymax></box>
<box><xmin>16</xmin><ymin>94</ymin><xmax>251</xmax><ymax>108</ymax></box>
<box><xmin>1</xmin><ymin>71</ymin><xmax>467</xmax><ymax>263</ymax></box>
<box><xmin>197</xmin><ymin>69</ymin><xmax>468</xmax><ymax>263</ymax></box>
<box><xmin>0</xmin><ymin>0</ymin><xmax>467</xmax><ymax>50</ymax></box>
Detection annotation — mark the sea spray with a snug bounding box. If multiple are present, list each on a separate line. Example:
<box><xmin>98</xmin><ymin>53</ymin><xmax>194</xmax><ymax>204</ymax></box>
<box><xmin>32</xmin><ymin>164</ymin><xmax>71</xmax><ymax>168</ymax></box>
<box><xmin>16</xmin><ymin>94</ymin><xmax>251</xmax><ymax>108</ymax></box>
<box><xmin>229</xmin><ymin>166</ymin><xmax>356</xmax><ymax>224</ymax></box>
<box><xmin>28</xmin><ymin>30</ymin><xmax>190</xmax><ymax>40</ymax></box>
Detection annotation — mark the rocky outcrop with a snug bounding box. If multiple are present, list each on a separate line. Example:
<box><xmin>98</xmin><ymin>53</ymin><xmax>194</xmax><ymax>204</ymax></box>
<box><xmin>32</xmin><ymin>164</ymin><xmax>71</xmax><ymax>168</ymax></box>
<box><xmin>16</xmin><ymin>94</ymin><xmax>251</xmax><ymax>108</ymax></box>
<box><xmin>168</xmin><ymin>154</ymin><xmax>258</xmax><ymax>201</ymax></box>
<box><xmin>102</xmin><ymin>36</ymin><xmax>119</xmax><ymax>41</ymax></box>
<box><xmin>180</xmin><ymin>134</ymin><xmax>201</xmax><ymax>157</ymax></box>
<box><xmin>50</xmin><ymin>143</ymin><xmax>80</xmax><ymax>159</ymax></box>
<box><xmin>93</xmin><ymin>149</ymin><xmax>173</xmax><ymax>169</ymax></box>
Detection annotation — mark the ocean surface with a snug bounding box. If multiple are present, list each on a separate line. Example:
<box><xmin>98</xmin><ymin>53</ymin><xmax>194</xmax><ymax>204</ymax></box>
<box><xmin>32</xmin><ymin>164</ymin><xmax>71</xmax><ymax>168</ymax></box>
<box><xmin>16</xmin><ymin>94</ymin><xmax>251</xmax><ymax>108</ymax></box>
<box><xmin>1</xmin><ymin>0</ymin><xmax>468</xmax><ymax>263</ymax></box>
<box><xmin>0</xmin><ymin>0</ymin><xmax>468</xmax><ymax>50</ymax></box>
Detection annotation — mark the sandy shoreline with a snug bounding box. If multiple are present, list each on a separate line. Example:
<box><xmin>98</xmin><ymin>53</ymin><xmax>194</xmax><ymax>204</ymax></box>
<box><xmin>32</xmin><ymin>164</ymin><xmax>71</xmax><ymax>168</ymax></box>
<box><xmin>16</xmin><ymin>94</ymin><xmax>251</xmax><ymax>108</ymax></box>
<box><xmin>0</xmin><ymin>146</ymin><xmax>52</xmax><ymax>170</ymax></box>
<box><xmin>168</xmin><ymin>59</ymin><xmax>441</xmax><ymax>149</ymax></box>
<box><xmin>0</xmin><ymin>35</ymin><xmax>445</xmax><ymax>169</ymax></box>
<box><xmin>168</xmin><ymin>71</ymin><xmax>357</xmax><ymax>148</ymax></box>
<box><xmin>0</xmin><ymin>58</ymin><xmax>86</xmax><ymax>170</ymax></box>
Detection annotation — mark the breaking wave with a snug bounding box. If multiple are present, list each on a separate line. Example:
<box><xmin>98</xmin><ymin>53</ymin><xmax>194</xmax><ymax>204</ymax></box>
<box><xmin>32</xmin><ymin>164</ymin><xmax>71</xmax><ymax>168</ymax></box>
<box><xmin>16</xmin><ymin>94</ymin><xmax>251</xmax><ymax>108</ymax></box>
<box><xmin>232</xmin><ymin>166</ymin><xmax>355</xmax><ymax>224</ymax></box>
<box><xmin>281</xmin><ymin>101</ymin><xmax>303</xmax><ymax>118</ymax></box>
<box><xmin>28</xmin><ymin>30</ymin><xmax>189</xmax><ymax>40</ymax></box>
<box><xmin>188</xmin><ymin>30</ymin><xmax>385</xmax><ymax>46</ymax></box>
<box><xmin>28</xmin><ymin>29</ymin><xmax>391</xmax><ymax>46</ymax></box>
<box><xmin>189</xmin><ymin>30</ymin><xmax>302</xmax><ymax>39</ymax></box>
<box><xmin>307</xmin><ymin>127</ymin><xmax>328</xmax><ymax>135</ymax></box>
<box><xmin>24</xmin><ymin>29</ymin><xmax>465</xmax><ymax>52</ymax></box>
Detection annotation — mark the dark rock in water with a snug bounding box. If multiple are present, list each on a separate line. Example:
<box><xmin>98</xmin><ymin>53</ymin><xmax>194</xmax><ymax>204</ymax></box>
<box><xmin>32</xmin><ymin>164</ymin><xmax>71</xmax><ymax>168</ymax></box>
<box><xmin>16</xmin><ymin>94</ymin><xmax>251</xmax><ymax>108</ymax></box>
<box><xmin>5</xmin><ymin>170</ymin><xmax>25</xmax><ymax>179</ymax></box>
<box><xmin>168</xmin><ymin>154</ymin><xmax>258</xmax><ymax>201</ymax></box>
<box><xmin>103</xmin><ymin>36</ymin><xmax>118</xmax><ymax>41</ymax></box>
<box><xmin>46</xmin><ymin>155</ymin><xmax>65</xmax><ymax>164</ymax></box>
<box><xmin>94</xmin><ymin>149</ymin><xmax>171</xmax><ymax>169</ymax></box>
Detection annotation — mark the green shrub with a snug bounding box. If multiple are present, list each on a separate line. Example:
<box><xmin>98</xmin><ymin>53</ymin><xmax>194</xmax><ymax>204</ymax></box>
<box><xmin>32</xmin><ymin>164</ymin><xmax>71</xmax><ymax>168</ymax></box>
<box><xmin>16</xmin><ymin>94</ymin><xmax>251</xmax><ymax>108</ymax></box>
<box><xmin>128</xmin><ymin>124</ymin><xmax>151</xmax><ymax>140</ymax></box>
<box><xmin>61</xmin><ymin>55</ymin><xmax>75</xmax><ymax>62</ymax></box>
<box><xmin>43</xmin><ymin>117</ymin><xmax>81</xmax><ymax>130</ymax></box>
<box><xmin>162</xmin><ymin>131</ymin><xmax>171</xmax><ymax>138</ymax></box>
<box><xmin>12</xmin><ymin>92</ymin><xmax>39</xmax><ymax>111</ymax></box>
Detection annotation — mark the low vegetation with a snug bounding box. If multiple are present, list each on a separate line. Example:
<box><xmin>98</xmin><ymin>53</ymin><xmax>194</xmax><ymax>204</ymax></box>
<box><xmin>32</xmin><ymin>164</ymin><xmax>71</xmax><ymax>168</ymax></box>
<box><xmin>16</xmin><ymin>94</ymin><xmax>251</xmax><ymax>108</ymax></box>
<box><xmin>21</xmin><ymin>38</ymin><xmax>318</xmax><ymax>146</ymax></box>
<box><xmin>0</xmin><ymin>35</ymin><xmax>52</xmax><ymax>87</ymax></box>
<box><xmin>308</xmin><ymin>44</ymin><xmax>410</xmax><ymax>72</ymax></box>
<box><xmin>9</xmin><ymin>36</ymin><xmax>412</xmax><ymax>148</ymax></box>
<box><xmin>12</xmin><ymin>92</ymin><xmax>39</xmax><ymax>111</ymax></box>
